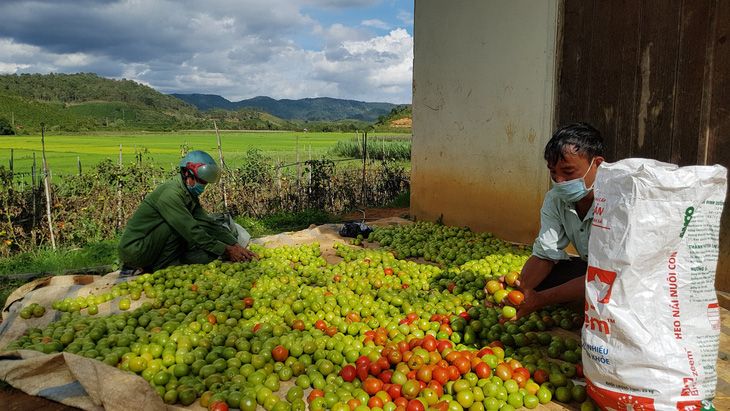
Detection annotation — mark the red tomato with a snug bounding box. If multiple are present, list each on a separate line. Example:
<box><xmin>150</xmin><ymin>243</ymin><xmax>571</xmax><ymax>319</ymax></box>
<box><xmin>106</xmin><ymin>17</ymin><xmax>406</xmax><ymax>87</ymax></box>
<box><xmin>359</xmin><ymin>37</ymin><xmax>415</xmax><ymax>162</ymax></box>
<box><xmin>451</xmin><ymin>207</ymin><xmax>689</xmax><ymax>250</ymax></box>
<box><xmin>377</xmin><ymin>356</ymin><xmax>390</xmax><ymax>371</ymax></box>
<box><xmin>384</xmin><ymin>268</ymin><xmax>394</xmax><ymax>276</ymax></box>
<box><xmin>474</xmin><ymin>362</ymin><xmax>491</xmax><ymax>379</ymax></box>
<box><xmin>340</xmin><ymin>364</ymin><xmax>356</xmax><ymax>382</ymax></box>
<box><xmin>380</xmin><ymin>370</ymin><xmax>393</xmax><ymax>384</ymax></box>
<box><xmin>315</xmin><ymin>320</ymin><xmax>327</xmax><ymax>331</ymax></box>
<box><xmin>532</xmin><ymin>369</ymin><xmax>549</xmax><ymax>384</ymax></box>
<box><xmin>272</xmin><ymin>345</ymin><xmax>288</xmax><ymax>362</ymax></box>
<box><xmin>458</xmin><ymin>312</ymin><xmax>470</xmax><ymax>322</ymax></box>
<box><xmin>356</xmin><ymin>363</ymin><xmax>370</xmax><ymax>381</ymax></box>
<box><xmin>363</xmin><ymin>377</ymin><xmax>384</xmax><ymax>395</ymax></box>
<box><xmin>507</xmin><ymin>290</ymin><xmax>525</xmax><ymax>306</ymax></box>
<box><xmin>388</xmin><ymin>383</ymin><xmax>402</xmax><ymax>399</ymax></box>
<box><xmin>209</xmin><ymin>400</ymin><xmax>229</xmax><ymax>411</ymax></box>
<box><xmin>407</xmin><ymin>399</ymin><xmax>425</xmax><ymax>411</ymax></box>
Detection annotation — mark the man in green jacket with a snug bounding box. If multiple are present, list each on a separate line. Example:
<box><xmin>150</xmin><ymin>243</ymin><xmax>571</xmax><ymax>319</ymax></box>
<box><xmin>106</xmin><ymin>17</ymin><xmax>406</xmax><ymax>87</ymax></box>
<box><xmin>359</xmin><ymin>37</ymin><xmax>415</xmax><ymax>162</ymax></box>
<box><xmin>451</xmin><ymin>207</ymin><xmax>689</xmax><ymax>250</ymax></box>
<box><xmin>118</xmin><ymin>150</ymin><xmax>257</xmax><ymax>274</ymax></box>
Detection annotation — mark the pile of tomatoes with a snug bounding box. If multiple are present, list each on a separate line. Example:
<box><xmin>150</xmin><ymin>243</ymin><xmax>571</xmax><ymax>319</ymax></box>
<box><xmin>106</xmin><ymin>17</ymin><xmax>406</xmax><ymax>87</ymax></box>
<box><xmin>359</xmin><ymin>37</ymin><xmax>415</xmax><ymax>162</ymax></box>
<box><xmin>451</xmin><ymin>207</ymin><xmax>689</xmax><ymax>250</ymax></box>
<box><xmin>5</xmin><ymin>223</ymin><xmax>597</xmax><ymax>411</ymax></box>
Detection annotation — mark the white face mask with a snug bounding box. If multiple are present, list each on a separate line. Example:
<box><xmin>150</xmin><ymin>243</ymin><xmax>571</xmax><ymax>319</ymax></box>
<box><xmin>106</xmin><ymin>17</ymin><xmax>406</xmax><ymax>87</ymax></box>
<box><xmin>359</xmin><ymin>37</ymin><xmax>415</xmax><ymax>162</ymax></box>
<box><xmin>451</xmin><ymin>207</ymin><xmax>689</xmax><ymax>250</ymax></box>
<box><xmin>552</xmin><ymin>158</ymin><xmax>595</xmax><ymax>203</ymax></box>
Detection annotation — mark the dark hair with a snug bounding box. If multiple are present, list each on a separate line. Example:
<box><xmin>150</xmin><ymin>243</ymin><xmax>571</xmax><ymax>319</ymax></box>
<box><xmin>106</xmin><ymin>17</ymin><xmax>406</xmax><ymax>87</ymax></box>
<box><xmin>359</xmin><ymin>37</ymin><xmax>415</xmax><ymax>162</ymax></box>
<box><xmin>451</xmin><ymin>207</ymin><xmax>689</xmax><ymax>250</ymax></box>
<box><xmin>544</xmin><ymin>122</ymin><xmax>604</xmax><ymax>166</ymax></box>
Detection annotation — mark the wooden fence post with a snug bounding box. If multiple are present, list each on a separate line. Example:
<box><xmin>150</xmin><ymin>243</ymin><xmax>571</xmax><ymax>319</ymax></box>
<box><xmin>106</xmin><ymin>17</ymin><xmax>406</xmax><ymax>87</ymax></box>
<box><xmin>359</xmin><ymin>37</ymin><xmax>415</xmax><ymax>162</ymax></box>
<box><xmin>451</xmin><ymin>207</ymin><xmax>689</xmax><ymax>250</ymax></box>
<box><xmin>117</xmin><ymin>144</ymin><xmax>123</xmax><ymax>229</ymax></box>
<box><xmin>32</xmin><ymin>152</ymin><xmax>37</xmax><ymax>228</ymax></box>
<box><xmin>214</xmin><ymin>121</ymin><xmax>228</xmax><ymax>211</ymax></box>
<box><xmin>77</xmin><ymin>156</ymin><xmax>82</xmax><ymax>175</ymax></box>
<box><xmin>361</xmin><ymin>131</ymin><xmax>368</xmax><ymax>205</ymax></box>
<box><xmin>296</xmin><ymin>136</ymin><xmax>301</xmax><ymax>197</ymax></box>
<box><xmin>40</xmin><ymin>123</ymin><xmax>56</xmax><ymax>250</ymax></box>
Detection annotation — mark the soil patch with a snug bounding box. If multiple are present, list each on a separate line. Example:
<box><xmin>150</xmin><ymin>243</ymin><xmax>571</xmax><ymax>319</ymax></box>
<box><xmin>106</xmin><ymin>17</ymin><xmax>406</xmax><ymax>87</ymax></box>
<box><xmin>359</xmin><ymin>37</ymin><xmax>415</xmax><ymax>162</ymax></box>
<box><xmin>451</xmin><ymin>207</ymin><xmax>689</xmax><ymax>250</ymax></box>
<box><xmin>338</xmin><ymin>207</ymin><xmax>409</xmax><ymax>222</ymax></box>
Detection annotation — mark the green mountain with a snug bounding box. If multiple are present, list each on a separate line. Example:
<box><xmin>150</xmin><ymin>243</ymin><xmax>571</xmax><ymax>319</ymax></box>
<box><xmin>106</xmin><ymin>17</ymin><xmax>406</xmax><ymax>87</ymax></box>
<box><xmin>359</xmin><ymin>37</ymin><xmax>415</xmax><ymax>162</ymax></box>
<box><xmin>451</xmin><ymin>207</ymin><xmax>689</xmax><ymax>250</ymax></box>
<box><xmin>0</xmin><ymin>73</ymin><xmax>205</xmax><ymax>132</ymax></box>
<box><xmin>171</xmin><ymin>94</ymin><xmax>399</xmax><ymax>122</ymax></box>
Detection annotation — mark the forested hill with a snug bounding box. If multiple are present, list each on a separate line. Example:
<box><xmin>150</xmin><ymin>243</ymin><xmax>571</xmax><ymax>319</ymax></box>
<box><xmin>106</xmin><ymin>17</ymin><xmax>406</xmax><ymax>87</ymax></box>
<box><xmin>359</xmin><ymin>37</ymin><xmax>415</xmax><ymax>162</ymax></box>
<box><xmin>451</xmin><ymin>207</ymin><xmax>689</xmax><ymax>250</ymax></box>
<box><xmin>171</xmin><ymin>94</ymin><xmax>398</xmax><ymax>122</ymax></box>
<box><xmin>0</xmin><ymin>73</ymin><xmax>199</xmax><ymax>115</ymax></box>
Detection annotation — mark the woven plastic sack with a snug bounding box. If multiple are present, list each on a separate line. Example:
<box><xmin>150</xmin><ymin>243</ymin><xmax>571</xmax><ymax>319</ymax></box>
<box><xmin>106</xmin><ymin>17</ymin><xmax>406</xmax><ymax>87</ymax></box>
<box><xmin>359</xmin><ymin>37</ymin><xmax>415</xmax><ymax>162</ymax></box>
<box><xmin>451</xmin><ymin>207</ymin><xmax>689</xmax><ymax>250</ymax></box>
<box><xmin>583</xmin><ymin>158</ymin><xmax>727</xmax><ymax>411</ymax></box>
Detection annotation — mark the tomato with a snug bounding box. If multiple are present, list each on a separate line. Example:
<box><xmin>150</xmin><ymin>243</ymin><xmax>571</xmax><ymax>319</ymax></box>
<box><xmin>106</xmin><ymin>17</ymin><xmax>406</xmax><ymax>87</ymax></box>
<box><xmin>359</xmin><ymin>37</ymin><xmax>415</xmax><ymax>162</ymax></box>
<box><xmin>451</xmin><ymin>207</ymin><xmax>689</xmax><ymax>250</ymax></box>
<box><xmin>532</xmin><ymin>369</ymin><xmax>549</xmax><ymax>385</ymax></box>
<box><xmin>488</xmin><ymin>341</ymin><xmax>505</xmax><ymax>349</ymax></box>
<box><xmin>315</xmin><ymin>320</ymin><xmax>327</xmax><ymax>331</ymax></box>
<box><xmin>406</xmin><ymin>399</ymin><xmax>425</xmax><ymax>411</ymax></box>
<box><xmin>272</xmin><ymin>345</ymin><xmax>288</xmax><ymax>362</ymax></box>
<box><xmin>308</xmin><ymin>390</ymin><xmax>325</xmax><ymax>402</ymax></box>
<box><xmin>384</xmin><ymin>268</ymin><xmax>394</xmax><ymax>275</ymax></box>
<box><xmin>575</xmin><ymin>364</ymin><xmax>584</xmax><ymax>378</ymax></box>
<box><xmin>363</xmin><ymin>377</ymin><xmax>384</xmax><ymax>395</ymax></box>
<box><xmin>513</xmin><ymin>367</ymin><xmax>530</xmax><ymax>380</ymax></box>
<box><xmin>426</xmin><ymin>380</ymin><xmax>444</xmax><ymax>398</ymax></box>
<box><xmin>421</xmin><ymin>338</ymin><xmax>437</xmax><ymax>353</ymax></box>
<box><xmin>505</xmin><ymin>271</ymin><xmax>520</xmax><ymax>286</ymax></box>
<box><xmin>474</xmin><ymin>362</ymin><xmax>491</xmax><ymax>379</ymax></box>
<box><xmin>356</xmin><ymin>355</ymin><xmax>371</xmax><ymax>366</ymax></box>
<box><xmin>477</xmin><ymin>348</ymin><xmax>494</xmax><ymax>357</ymax></box>
<box><xmin>494</xmin><ymin>363</ymin><xmax>512</xmax><ymax>381</ymax></box>
<box><xmin>368</xmin><ymin>396</ymin><xmax>384</xmax><ymax>409</ymax></box>
<box><xmin>339</xmin><ymin>365</ymin><xmax>356</xmax><ymax>382</ymax></box>
<box><xmin>369</xmin><ymin>362</ymin><xmax>382</xmax><ymax>377</ymax></box>
<box><xmin>388</xmin><ymin>383</ymin><xmax>402</xmax><ymax>399</ymax></box>
<box><xmin>325</xmin><ymin>325</ymin><xmax>338</xmax><ymax>336</ymax></box>
<box><xmin>407</xmin><ymin>354</ymin><xmax>424</xmax><ymax>370</ymax></box>
<box><xmin>432</xmin><ymin>367</ymin><xmax>449</xmax><ymax>385</ymax></box>
<box><xmin>388</xmin><ymin>349</ymin><xmax>403</xmax><ymax>364</ymax></box>
<box><xmin>209</xmin><ymin>400</ymin><xmax>229</xmax><ymax>411</ymax></box>
<box><xmin>458</xmin><ymin>312</ymin><xmax>470</xmax><ymax>322</ymax></box>
<box><xmin>356</xmin><ymin>363</ymin><xmax>370</xmax><ymax>381</ymax></box>
<box><xmin>416</xmin><ymin>365</ymin><xmax>432</xmax><ymax>382</ymax></box>
<box><xmin>536</xmin><ymin>387</ymin><xmax>552</xmax><ymax>404</ymax></box>
<box><xmin>377</xmin><ymin>356</ymin><xmax>391</xmax><ymax>371</ymax></box>
<box><xmin>507</xmin><ymin>290</ymin><xmax>525</xmax><ymax>305</ymax></box>
<box><xmin>401</xmin><ymin>379</ymin><xmax>421</xmax><ymax>400</ymax></box>
<box><xmin>380</xmin><ymin>370</ymin><xmax>393</xmax><ymax>384</ymax></box>
<box><xmin>452</xmin><ymin>357</ymin><xmax>470</xmax><ymax>375</ymax></box>
<box><xmin>446</xmin><ymin>366</ymin><xmax>460</xmax><ymax>381</ymax></box>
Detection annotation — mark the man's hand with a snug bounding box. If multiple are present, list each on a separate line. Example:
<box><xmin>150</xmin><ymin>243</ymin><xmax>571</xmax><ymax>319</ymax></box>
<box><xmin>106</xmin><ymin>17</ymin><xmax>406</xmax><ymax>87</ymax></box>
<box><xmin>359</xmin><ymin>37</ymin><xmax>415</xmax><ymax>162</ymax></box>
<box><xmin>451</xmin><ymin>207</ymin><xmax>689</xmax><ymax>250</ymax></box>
<box><xmin>225</xmin><ymin>243</ymin><xmax>259</xmax><ymax>262</ymax></box>
<box><xmin>484</xmin><ymin>276</ymin><xmax>544</xmax><ymax>322</ymax></box>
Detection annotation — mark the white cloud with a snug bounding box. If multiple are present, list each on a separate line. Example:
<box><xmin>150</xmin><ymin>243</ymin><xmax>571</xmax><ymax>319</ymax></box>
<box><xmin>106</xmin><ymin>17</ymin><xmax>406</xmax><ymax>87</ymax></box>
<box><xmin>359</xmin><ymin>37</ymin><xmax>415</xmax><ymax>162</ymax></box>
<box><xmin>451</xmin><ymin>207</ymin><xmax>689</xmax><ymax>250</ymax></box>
<box><xmin>397</xmin><ymin>10</ymin><xmax>414</xmax><ymax>25</ymax></box>
<box><xmin>0</xmin><ymin>0</ymin><xmax>414</xmax><ymax>103</ymax></box>
<box><xmin>362</xmin><ymin>19</ymin><xmax>391</xmax><ymax>30</ymax></box>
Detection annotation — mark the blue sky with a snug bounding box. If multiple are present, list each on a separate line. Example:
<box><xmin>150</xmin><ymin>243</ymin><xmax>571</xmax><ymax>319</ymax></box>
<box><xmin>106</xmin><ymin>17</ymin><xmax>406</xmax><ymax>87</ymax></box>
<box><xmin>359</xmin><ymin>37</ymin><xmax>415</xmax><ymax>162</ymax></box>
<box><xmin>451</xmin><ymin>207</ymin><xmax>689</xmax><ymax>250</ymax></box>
<box><xmin>0</xmin><ymin>0</ymin><xmax>414</xmax><ymax>104</ymax></box>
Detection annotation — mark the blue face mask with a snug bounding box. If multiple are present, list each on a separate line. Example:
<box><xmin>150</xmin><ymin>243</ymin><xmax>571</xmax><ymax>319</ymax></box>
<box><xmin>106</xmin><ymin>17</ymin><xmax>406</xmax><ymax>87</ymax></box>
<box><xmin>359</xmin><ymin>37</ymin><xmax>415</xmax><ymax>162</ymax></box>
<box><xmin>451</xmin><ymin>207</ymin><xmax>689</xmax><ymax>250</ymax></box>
<box><xmin>187</xmin><ymin>181</ymin><xmax>206</xmax><ymax>196</ymax></box>
<box><xmin>552</xmin><ymin>158</ymin><xmax>595</xmax><ymax>203</ymax></box>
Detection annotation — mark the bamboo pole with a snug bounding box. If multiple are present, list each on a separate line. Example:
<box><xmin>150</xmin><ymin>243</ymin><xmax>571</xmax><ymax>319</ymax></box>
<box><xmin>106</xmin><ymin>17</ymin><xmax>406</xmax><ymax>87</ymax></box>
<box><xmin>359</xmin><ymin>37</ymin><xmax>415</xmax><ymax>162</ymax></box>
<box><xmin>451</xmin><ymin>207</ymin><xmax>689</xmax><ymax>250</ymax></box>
<box><xmin>296</xmin><ymin>136</ymin><xmax>301</xmax><ymax>193</ymax></box>
<box><xmin>117</xmin><ymin>144</ymin><xmax>123</xmax><ymax>229</ymax></box>
<box><xmin>214</xmin><ymin>121</ymin><xmax>228</xmax><ymax>211</ymax></box>
<box><xmin>40</xmin><ymin>123</ymin><xmax>56</xmax><ymax>250</ymax></box>
<box><xmin>361</xmin><ymin>131</ymin><xmax>368</xmax><ymax>205</ymax></box>
<box><xmin>32</xmin><ymin>152</ymin><xmax>37</xmax><ymax>228</ymax></box>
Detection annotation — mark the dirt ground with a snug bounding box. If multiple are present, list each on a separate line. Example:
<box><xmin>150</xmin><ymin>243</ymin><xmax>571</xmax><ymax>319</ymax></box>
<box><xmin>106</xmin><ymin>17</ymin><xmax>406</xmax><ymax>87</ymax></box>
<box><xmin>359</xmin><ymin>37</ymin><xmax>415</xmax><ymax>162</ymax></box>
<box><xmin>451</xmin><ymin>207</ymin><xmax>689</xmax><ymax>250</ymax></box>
<box><xmin>338</xmin><ymin>207</ymin><xmax>409</xmax><ymax>222</ymax></box>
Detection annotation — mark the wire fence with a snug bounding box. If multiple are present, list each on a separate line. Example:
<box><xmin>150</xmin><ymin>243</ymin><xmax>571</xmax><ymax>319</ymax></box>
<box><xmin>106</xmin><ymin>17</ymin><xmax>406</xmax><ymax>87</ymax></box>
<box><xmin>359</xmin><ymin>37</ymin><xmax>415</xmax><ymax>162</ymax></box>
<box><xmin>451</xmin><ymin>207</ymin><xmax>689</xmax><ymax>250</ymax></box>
<box><xmin>0</xmin><ymin>132</ymin><xmax>410</xmax><ymax>258</ymax></box>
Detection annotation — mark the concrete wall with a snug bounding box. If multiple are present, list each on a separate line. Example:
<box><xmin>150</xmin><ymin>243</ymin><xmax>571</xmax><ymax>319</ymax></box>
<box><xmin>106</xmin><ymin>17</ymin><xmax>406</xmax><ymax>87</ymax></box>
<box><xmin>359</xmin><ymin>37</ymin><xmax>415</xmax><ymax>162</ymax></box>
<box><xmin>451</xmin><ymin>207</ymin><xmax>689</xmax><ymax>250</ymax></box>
<box><xmin>411</xmin><ymin>0</ymin><xmax>560</xmax><ymax>243</ymax></box>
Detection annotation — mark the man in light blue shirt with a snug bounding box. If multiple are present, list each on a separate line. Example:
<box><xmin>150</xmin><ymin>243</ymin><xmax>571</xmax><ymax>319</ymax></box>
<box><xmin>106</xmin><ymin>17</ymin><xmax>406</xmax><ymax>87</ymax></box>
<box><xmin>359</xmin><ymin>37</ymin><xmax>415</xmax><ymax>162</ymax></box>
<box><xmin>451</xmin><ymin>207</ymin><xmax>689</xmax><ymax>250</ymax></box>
<box><xmin>498</xmin><ymin>123</ymin><xmax>605</xmax><ymax>320</ymax></box>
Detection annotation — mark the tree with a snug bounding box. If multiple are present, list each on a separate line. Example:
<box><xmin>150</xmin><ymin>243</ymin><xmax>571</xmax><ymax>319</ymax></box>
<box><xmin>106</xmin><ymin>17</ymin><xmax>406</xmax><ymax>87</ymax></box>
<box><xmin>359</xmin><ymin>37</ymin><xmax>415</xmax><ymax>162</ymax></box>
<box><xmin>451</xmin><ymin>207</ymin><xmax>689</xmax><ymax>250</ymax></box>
<box><xmin>0</xmin><ymin>118</ymin><xmax>13</xmax><ymax>135</ymax></box>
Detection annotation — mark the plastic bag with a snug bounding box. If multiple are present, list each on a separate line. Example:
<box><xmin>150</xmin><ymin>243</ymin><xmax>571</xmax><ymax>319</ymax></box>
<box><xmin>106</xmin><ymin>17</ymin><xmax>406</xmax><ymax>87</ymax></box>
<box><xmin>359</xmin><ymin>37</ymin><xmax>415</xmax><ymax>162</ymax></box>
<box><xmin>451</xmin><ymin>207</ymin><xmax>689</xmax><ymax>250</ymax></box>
<box><xmin>584</xmin><ymin>158</ymin><xmax>727</xmax><ymax>411</ymax></box>
<box><xmin>339</xmin><ymin>222</ymin><xmax>373</xmax><ymax>238</ymax></box>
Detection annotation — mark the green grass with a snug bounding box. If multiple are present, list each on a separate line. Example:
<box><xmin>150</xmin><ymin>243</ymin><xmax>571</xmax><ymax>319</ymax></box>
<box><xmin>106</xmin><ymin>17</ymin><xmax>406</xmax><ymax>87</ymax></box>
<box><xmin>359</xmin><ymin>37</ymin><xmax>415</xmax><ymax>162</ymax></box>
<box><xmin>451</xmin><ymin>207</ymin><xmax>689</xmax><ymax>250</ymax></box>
<box><xmin>235</xmin><ymin>209</ymin><xmax>335</xmax><ymax>238</ymax></box>
<box><xmin>0</xmin><ymin>238</ymin><xmax>120</xmax><ymax>308</ymax></box>
<box><xmin>0</xmin><ymin>131</ymin><xmax>410</xmax><ymax>180</ymax></box>
<box><xmin>385</xmin><ymin>190</ymin><xmax>410</xmax><ymax>208</ymax></box>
